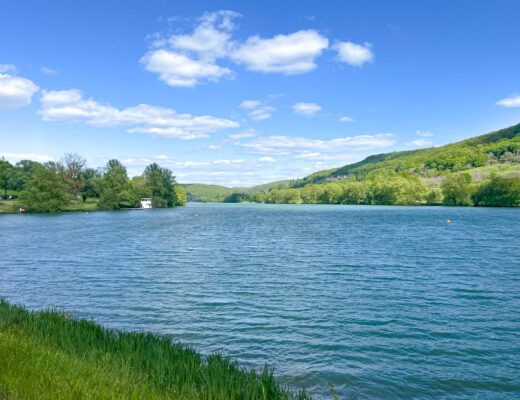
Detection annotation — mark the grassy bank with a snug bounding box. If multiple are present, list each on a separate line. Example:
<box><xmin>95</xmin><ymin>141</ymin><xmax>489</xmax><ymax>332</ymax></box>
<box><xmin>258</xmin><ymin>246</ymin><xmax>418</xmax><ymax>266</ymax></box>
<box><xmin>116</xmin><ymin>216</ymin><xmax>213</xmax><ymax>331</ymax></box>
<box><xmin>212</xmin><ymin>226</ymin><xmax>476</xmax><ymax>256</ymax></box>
<box><xmin>0</xmin><ymin>300</ymin><xmax>310</xmax><ymax>400</ymax></box>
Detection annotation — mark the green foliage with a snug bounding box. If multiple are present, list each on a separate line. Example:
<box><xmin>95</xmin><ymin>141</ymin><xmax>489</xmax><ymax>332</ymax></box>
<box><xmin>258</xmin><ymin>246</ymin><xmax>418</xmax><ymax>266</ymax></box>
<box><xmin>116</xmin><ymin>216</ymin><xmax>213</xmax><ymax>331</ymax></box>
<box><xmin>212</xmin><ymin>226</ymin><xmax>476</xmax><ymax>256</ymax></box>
<box><xmin>472</xmin><ymin>176</ymin><xmax>520</xmax><ymax>207</ymax></box>
<box><xmin>98</xmin><ymin>160</ymin><xmax>132</xmax><ymax>210</ymax></box>
<box><xmin>143</xmin><ymin>163</ymin><xmax>178</xmax><ymax>207</ymax></box>
<box><xmin>296</xmin><ymin>123</ymin><xmax>520</xmax><ymax>187</ymax></box>
<box><xmin>172</xmin><ymin>185</ymin><xmax>187</xmax><ymax>206</ymax></box>
<box><xmin>19</xmin><ymin>166</ymin><xmax>69</xmax><ymax>213</ymax></box>
<box><xmin>0</xmin><ymin>158</ymin><xmax>12</xmax><ymax>197</ymax></box>
<box><xmin>441</xmin><ymin>173</ymin><xmax>473</xmax><ymax>206</ymax></box>
<box><xmin>0</xmin><ymin>300</ymin><xmax>310</xmax><ymax>400</ymax></box>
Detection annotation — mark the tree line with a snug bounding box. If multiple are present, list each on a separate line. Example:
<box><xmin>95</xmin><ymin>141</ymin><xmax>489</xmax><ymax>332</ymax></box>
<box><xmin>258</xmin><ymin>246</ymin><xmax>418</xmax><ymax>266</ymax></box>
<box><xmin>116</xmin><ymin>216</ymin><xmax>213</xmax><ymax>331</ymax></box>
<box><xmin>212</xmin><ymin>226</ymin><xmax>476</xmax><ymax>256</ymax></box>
<box><xmin>0</xmin><ymin>154</ymin><xmax>186</xmax><ymax>213</ymax></box>
<box><xmin>223</xmin><ymin>172</ymin><xmax>520</xmax><ymax>207</ymax></box>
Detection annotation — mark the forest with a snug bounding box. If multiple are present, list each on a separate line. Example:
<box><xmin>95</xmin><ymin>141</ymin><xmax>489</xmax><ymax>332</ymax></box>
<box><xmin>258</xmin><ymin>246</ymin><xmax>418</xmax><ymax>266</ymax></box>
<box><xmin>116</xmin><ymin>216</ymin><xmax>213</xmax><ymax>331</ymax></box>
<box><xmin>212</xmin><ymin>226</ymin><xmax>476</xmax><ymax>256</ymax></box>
<box><xmin>0</xmin><ymin>154</ymin><xmax>186</xmax><ymax>213</ymax></box>
<box><xmin>210</xmin><ymin>123</ymin><xmax>520</xmax><ymax>207</ymax></box>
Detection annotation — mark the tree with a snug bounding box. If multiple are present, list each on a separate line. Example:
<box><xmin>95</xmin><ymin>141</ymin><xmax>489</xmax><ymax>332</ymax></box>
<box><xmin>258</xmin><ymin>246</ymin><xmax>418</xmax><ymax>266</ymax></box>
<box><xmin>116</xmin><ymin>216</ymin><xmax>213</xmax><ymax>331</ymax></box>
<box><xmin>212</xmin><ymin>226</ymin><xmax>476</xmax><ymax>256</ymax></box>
<box><xmin>61</xmin><ymin>153</ymin><xmax>86</xmax><ymax>199</ymax></box>
<box><xmin>472</xmin><ymin>176</ymin><xmax>520</xmax><ymax>207</ymax></box>
<box><xmin>143</xmin><ymin>163</ymin><xmax>177</xmax><ymax>207</ymax></box>
<box><xmin>20</xmin><ymin>166</ymin><xmax>68</xmax><ymax>212</ymax></box>
<box><xmin>81</xmin><ymin>168</ymin><xmax>102</xmax><ymax>200</ymax></box>
<box><xmin>98</xmin><ymin>160</ymin><xmax>131</xmax><ymax>210</ymax></box>
<box><xmin>173</xmin><ymin>185</ymin><xmax>187</xmax><ymax>206</ymax></box>
<box><xmin>441</xmin><ymin>173</ymin><xmax>473</xmax><ymax>206</ymax></box>
<box><xmin>0</xmin><ymin>158</ymin><xmax>13</xmax><ymax>197</ymax></box>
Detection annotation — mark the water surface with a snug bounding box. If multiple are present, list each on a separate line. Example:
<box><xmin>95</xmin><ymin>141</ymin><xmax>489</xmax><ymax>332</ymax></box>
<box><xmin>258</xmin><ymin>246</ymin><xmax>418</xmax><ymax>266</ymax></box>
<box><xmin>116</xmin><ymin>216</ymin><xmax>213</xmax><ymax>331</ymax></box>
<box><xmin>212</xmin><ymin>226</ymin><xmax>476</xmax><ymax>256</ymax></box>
<box><xmin>1</xmin><ymin>204</ymin><xmax>519</xmax><ymax>399</ymax></box>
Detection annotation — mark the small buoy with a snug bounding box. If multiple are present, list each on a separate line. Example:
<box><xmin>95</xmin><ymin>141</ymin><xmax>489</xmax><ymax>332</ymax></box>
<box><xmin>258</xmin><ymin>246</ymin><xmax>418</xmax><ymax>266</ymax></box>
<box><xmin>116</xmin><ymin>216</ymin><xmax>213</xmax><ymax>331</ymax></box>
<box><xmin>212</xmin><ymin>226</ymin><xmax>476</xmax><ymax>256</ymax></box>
<box><xmin>447</xmin><ymin>219</ymin><xmax>452</xmax><ymax>224</ymax></box>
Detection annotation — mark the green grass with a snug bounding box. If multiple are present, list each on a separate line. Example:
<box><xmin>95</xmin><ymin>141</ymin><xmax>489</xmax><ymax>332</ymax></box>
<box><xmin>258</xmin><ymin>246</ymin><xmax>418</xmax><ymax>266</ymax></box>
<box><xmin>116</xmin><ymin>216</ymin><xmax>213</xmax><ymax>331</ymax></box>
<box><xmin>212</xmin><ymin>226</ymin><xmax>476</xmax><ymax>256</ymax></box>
<box><xmin>0</xmin><ymin>300</ymin><xmax>311</xmax><ymax>400</ymax></box>
<box><xmin>0</xmin><ymin>190</ymin><xmax>20</xmax><ymax>214</ymax></box>
<box><xmin>62</xmin><ymin>198</ymin><xmax>99</xmax><ymax>212</ymax></box>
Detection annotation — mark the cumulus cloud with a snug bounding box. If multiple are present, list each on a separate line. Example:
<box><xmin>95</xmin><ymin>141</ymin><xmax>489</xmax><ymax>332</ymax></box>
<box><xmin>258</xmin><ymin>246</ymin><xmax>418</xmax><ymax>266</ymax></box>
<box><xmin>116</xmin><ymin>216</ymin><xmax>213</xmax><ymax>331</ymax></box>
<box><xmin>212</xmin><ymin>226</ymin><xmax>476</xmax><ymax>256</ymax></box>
<box><xmin>339</xmin><ymin>115</ymin><xmax>354</xmax><ymax>122</ymax></box>
<box><xmin>39</xmin><ymin>89</ymin><xmax>239</xmax><ymax>139</ymax></box>
<box><xmin>140</xmin><ymin>50</ymin><xmax>232</xmax><ymax>87</ymax></box>
<box><xmin>208</xmin><ymin>144</ymin><xmax>222</xmax><ymax>150</ymax></box>
<box><xmin>292</xmin><ymin>102</ymin><xmax>321</xmax><ymax>116</ymax></box>
<box><xmin>0</xmin><ymin>72</ymin><xmax>39</xmax><ymax>109</ymax></box>
<box><xmin>496</xmin><ymin>95</ymin><xmax>520</xmax><ymax>108</ymax></box>
<box><xmin>141</xmin><ymin>11</ymin><xmax>238</xmax><ymax>87</ymax></box>
<box><xmin>141</xmin><ymin>11</ymin><xmax>337</xmax><ymax>86</ymax></box>
<box><xmin>416</xmin><ymin>130</ymin><xmax>433</xmax><ymax>137</ymax></box>
<box><xmin>232</xmin><ymin>30</ymin><xmax>328</xmax><ymax>74</ymax></box>
<box><xmin>333</xmin><ymin>41</ymin><xmax>374</xmax><ymax>67</ymax></box>
<box><xmin>239</xmin><ymin>99</ymin><xmax>275</xmax><ymax>120</ymax></box>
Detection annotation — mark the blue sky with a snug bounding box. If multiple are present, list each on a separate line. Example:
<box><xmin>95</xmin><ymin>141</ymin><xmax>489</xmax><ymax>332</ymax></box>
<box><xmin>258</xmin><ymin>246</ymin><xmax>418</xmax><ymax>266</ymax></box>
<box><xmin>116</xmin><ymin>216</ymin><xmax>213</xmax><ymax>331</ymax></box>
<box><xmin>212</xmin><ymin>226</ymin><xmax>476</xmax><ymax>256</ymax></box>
<box><xmin>1</xmin><ymin>0</ymin><xmax>519</xmax><ymax>186</ymax></box>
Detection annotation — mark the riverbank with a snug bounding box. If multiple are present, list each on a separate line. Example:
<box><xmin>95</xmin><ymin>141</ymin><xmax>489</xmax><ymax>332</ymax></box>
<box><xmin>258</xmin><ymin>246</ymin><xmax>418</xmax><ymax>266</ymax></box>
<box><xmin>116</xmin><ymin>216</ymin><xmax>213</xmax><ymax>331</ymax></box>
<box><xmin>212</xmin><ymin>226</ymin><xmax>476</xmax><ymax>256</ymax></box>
<box><xmin>0</xmin><ymin>300</ymin><xmax>310</xmax><ymax>400</ymax></box>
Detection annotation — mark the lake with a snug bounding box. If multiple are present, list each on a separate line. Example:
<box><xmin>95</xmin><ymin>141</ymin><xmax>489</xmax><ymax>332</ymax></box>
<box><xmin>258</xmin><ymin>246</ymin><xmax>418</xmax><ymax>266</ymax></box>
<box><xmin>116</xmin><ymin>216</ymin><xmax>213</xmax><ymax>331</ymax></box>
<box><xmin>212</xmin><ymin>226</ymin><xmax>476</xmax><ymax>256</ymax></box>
<box><xmin>1</xmin><ymin>203</ymin><xmax>519</xmax><ymax>399</ymax></box>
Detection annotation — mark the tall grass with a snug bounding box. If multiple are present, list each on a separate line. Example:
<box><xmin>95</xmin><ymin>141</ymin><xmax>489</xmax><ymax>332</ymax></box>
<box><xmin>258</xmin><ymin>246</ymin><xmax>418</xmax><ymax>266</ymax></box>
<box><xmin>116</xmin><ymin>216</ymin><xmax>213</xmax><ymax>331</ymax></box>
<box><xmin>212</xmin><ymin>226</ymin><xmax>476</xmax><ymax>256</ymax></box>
<box><xmin>0</xmin><ymin>300</ymin><xmax>311</xmax><ymax>400</ymax></box>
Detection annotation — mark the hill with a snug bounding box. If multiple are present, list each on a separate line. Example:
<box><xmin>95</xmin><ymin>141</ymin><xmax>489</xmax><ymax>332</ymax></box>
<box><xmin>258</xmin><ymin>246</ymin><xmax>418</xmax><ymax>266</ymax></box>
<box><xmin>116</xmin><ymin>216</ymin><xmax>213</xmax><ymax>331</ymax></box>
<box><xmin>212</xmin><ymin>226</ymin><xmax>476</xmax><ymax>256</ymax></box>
<box><xmin>202</xmin><ymin>123</ymin><xmax>520</xmax><ymax>206</ymax></box>
<box><xmin>182</xmin><ymin>180</ymin><xmax>292</xmax><ymax>202</ymax></box>
<box><xmin>296</xmin><ymin>123</ymin><xmax>520</xmax><ymax>186</ymax></box>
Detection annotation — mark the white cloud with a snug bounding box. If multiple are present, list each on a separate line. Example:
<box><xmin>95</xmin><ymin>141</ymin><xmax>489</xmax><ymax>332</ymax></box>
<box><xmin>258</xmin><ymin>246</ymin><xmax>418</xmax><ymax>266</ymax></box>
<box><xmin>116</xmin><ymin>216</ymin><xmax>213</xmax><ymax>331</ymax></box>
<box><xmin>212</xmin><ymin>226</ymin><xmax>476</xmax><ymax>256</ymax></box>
<box><xmin>40</xmin><ymin>67</ymin><xmax>58</xmax><ymax>76</ymax></box>
<box><xmin>0</xmin><ymin>64</ymin><xmax>16</xmax><ymax>73</ymax></box>
<box><xmin>39</xmin><ymin>89</ymin><xmax>239</xmax><ymax>139</ymax></box>
<box><xmin>258</xmin><ymin>156</ymin><xmax>275</xmax><ymax>163</ymax></box>
<box><xmin>243</xmin><ymin>133</ymin><xmax>395</xmax><ymax>154</ymax></box>
<box><xmin>333</xmin><ymin>41</ymin><xmax>374</xmax><ymax>67</ymax></box>
<box><xmin>0</xmin><ymin>73</ymin><xmax>39</xmax><ymax>109</ymax></box>
<box><xmin>240</xmin><ymin>99</ymin><xmax>276</xmax><ymax>120</ymax></box>
<box><xmin>294</xmin><ymin>151</ymin><xmax>331</xmax><ymax>160</ymax></box>
<box><xmin>208</xmin><ymin>144</ymin><xmax>222</xmax><ymax>150</ymax></box>
<box><xmin>0</xmin><ymin>152</ymin><xmax>54</xmax><ymax>163</ymax></box>
<box><xmin>407</xmin><ymin>139</ymin><xmax>432</xmax><ymax>147</ymax></box>
<box><xmin>140</xmin><ymin>50</ymin><xmax>232</xmax><ymax>87</ymax></box>
<box><xmin>292</xmin><ymin>102</ymin><xmax>321</xmax><ymax>116</ymax></box>
<box><xmin>141</xmin><ymin>11</ymin><xmax>238</xmax><ymax>87</ymax></box>
<box><xmin>240</xmin><ymin>99</ymin><xmax>261</xmax><ymax>109</ymax></box>
<box><xmin>229</xmin><ymin>129</ymin><xmax>257</xmax><ymax>139</ymax></box>
<box><xmin>339</xmin><ymin>116</ymin><xmax>354</xmax><ymax>122</ymax></box>
<box><xmin>153</xmin><ymin>154</ymin><xmax>169</xmax><ymax>160</ymax></box>
<box><xmin>214</xmin><ymin>159</ymin><xmax>243</xmax><ymax>165</ymax></box>
<box><xmin>232</xmin><ymin>30</ymin><xmax>328</xmax><ymax>74</ymax></box>
<box><xmin>496</xmin><ymin>95</ymin><xmax>520</xmax><ymax>108</ymax></box>
<box><xmin>416</xmin><ymin>130</ymin><xmax>433</xmax><ymax>137</ymax></box>
<box><xmin>168</xmin><ymin>11</ymin><xmax>239</xmax><ymax>60</ymax></box>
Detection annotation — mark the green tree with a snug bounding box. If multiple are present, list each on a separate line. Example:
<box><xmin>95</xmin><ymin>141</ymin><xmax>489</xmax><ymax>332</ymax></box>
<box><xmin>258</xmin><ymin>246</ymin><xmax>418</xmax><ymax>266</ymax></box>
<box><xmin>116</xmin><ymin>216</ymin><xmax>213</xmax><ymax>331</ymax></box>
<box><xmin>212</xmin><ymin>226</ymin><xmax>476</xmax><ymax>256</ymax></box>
<box><xmin>441</xmin><ymin>173</ymin><xmax>473</xmax><ymax>206</ymax></box>
<box><xmin>0</xmin><ymin>158</ymin><xmax>13</xmax><ymax>197</ymax></box>
<box><xmin>81</xmin><ymin>168</ymin><xmax>102</xmax><ymax>200</ymax></box>
<box><xmin>472</xmin><ymin>176</ymin><xmax>520</xmax><ymax>207</ymax></box>
<box><xmin>98</xmin><ymin>160</ymin><xmax>131</xmax><ymax>210</ymax></box>
<box><xmin>61</xmin><ymin>153</ymin><xmax>86</xmax><ymax>200</ymax></box>
<box><xmin>173</xmin><ymin>185</ymin><xmax>187</xmax><ymax>206</ymax></box>
<box><xmin>143</xmin><ymin>163</ymin><xmax>176</xmax><ymax>207</ymax></box>
<box><xmin>20</xmin><ymin>166</ymin><xmax>68</xmax><ymax>212</ymax></box>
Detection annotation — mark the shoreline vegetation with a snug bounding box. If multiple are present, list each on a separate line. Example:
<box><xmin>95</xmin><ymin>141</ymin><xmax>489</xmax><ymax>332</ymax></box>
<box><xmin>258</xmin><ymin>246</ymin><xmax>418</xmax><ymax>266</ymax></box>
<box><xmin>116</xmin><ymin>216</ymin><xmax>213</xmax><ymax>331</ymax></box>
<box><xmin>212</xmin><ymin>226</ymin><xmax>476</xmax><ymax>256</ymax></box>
<box><xmin>0</xmin><ymin>300</ymin><xmax>313</xmax><ymax>400</ymax></box>
<box><xmin>0</xmin><ymin>155</ymin><xmax>187</xmax><ymax>214</ymax></box>
<box><xmin>1</xmin><ymin>124</ymin><xmax>520</xmax><ymax>214</ymax></box>
<box><xmin>185</xmin><ymin>124</ymin><xmax>520</xmax><ymax>207</ymax></box>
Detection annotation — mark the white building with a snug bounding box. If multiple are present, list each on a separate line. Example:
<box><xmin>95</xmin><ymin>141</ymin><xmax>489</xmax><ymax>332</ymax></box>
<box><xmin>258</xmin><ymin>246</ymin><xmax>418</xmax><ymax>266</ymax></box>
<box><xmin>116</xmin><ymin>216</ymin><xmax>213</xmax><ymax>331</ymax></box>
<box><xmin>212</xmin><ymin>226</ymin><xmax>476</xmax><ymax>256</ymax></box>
<box><xmin>140</xmin><ymin>198</ymin><xmax>153</xmax><ymax>209</ymax></box>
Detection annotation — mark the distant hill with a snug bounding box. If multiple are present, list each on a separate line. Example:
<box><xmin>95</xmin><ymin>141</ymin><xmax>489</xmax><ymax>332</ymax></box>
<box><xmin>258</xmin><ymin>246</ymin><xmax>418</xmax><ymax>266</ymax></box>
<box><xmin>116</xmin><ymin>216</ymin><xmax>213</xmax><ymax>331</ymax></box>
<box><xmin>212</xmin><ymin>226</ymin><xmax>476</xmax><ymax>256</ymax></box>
<box><xmin>184</xmin><ymin>123</ymin><xmax>520</xmax><ymax>206</ymax></box>
<box><xmin>182</xmin><ymin>180</ymin><xmax>292</xmax><ymax>202</ymax></box>
<box><xmin>294</xmin><ymin>123</ymin><xmax>520</xmax><ymax>186</ymax></box>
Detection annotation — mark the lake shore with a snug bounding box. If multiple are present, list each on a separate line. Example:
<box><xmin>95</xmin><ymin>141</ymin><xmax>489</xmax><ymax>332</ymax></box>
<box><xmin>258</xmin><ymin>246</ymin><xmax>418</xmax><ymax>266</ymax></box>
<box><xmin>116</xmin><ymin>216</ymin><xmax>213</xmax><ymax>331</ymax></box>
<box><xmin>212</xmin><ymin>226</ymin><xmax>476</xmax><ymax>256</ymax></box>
<box><xmin>0</xmin><ymin>300</ymin><xmax>310</xmax><ymax>400</ymax></box>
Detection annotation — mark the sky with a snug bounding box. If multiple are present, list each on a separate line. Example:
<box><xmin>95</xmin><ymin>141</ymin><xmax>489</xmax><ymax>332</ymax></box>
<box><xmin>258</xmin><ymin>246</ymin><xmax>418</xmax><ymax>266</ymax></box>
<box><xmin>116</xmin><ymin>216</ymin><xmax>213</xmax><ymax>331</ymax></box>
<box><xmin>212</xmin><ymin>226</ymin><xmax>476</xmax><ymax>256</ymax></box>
<box><xmin>1</xmin><ymin>0</ymin><xmax>520</xmax><ymax>186</ymax></box>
